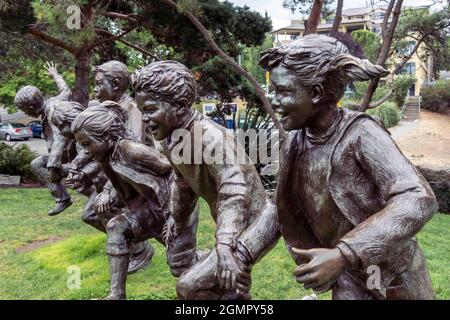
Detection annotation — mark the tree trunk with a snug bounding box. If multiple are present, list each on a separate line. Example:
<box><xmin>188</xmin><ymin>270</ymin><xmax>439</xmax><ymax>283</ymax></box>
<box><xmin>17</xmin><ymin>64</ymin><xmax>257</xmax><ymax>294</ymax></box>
<box><xmin>161</xmin><ymin>0</ymin><xmax>286</xmax><ymax>138</ymax></box>
<box><xmin>72</xmin><ymin>50</ymin><xmax>91</xmax><ymax>107</ymax></box>
<box><xmin>304</xmin><ymin>0</ymin><xmax>324</xmax><ymax>35</ymax></box>
<box><xmin>329</xmin><ymin>0</ymin><xmax>343</xmax><ymax>36</ymax></box>
<box><xmin>359</xmin><ymin>0</ymin><xmax>404</xmax><ymax>112</ymax></box>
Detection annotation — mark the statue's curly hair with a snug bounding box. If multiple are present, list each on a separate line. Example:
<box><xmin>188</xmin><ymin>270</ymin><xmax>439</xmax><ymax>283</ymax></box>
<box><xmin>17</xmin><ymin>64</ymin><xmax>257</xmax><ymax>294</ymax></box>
<box><xmin>51</xmin><ymin>101</ymin><xmax>85</xmax><ymax>128</ymax></box>
<box><xmin>130</xmin><ymin>60</ymin><xmax>197</xmax><ymax>109</ymax></box>
<box><xmin>93</xmin><ymin>60</ymin><xmax>130</xmax><ymax>93</ymax></box>
<box><xmin>260</xmin><ymin>34</ymin><xmax>389</xmax><ymax>103</ymax></box>
<box><xmin>71</xmin><ymin>101</ymin><xmax>132</xmax><ymax>143</ymax></box>
<box><xmin>14</xmin><ymin>85</ymin><xmax>44</xmax><ymax>109</ymax></box>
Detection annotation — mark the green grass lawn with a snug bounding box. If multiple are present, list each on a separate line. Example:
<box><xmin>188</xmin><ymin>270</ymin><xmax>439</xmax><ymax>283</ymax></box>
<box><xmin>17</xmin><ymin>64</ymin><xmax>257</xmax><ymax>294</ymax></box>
<box><xmin>0</xmin><ymin>188</ymin><xmax>449</xmax><ymax>300</ymax></box>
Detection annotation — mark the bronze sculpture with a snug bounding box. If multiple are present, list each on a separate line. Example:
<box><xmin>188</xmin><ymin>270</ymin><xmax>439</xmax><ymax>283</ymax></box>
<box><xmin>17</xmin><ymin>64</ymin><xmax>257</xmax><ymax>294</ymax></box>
<box><xmin>90</xmin><ymin>60</ymin><xmax>157</xmax><ymax>273</ymax></box>
<box><xmin>92</xmin><ymin>60</ymin><xmax>144</xmax><ymax>142</ymax></box>
<box><xmin>260</xmin><ymin>34</ymin><xmax>438</xmax><ymax>299</ymax></box>
<box><xmin>71</xmin><ymin>101</ymin><xmax>200</xmax><ymax>299</ymax></box>
<box><xmin>50</xmin><ymin>102</ymin><xmax>108</xmax><ymax>233</ymax></box>
<box><xmin>14</xmin><ymin>62</ymin><xmax>74</xmax><ymax>216</ymax></box>
<box><xmin>131</xmin><ymin>60</ymin><xmax>280</xmax><ymax>300</ymax></box>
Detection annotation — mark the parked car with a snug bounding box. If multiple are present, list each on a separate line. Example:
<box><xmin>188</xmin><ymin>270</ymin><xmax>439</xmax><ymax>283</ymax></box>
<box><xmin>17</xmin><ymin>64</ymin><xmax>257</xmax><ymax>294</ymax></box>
<box><xmin>0</xmin><ymin>123</ymin><xmax>33</xmax><ymax>141</ymax></box>
<box><xmin>27</xmin><ymin>120</ymin><xmax>44</xmax><ymax>139</ymax></box>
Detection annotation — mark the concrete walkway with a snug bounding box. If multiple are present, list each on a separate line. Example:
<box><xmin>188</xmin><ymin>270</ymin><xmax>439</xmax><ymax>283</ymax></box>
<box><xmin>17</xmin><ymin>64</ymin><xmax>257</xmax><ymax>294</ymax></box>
<box><xmin>389</xmin><ymin>110</ymin><xmax>450</xmax><ymax>169</ymax></box>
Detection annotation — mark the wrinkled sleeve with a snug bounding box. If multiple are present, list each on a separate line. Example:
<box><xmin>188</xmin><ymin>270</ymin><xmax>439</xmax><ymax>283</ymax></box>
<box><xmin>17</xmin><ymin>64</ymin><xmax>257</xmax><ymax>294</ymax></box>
<box><xmin>206</xmin><ymin>131</ymin><xmax>249</xmax><ymax>248</ymax></box>
<box><xmin>46</xmin><ymin>123</ymin><xmax>67</xmax><ymax>169</ymax></box>
<box><xmin>51</xmin><ymin>72</ymin><xmax>71</xmax><ymax>101</ymax></box>
<box><xmin>338</xmin><ymin>119</ymin><xmax>438</xmax><ymax>269</ymax></box>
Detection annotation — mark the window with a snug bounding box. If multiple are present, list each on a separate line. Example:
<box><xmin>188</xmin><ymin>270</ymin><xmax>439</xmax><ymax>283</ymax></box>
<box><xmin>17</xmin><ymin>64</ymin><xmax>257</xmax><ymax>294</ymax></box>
<box><xmin>400</xmin><ymin>62</ymin><xmax>416</xmax><ymax>75</ymax></box>
<box><xmin>397</xmin><ymin>41</ymin><xmax>416</xmax><ymax>57</ymax></box>
<box><xmin>373</xmin><ymin>12</ymin><xmax>385</xmax><ymax>20</ymax></box>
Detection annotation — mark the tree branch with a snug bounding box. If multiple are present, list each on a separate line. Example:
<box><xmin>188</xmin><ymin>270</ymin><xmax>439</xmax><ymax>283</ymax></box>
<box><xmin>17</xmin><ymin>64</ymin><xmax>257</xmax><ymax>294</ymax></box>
<box><xmin>100</xmin><ymin>11</ymin><xmax>139</xmax><ymax>24</ymax></box>
<box><xmin>117</xmin><ymin>38</ymin><xmax>161</xmax><ymax>61</ymax></box>
<box><xmin>392</xmin><ymin>38</ymin><xmax>424</xmax><ymax>75</ymax></box>
<box><xmin>161</xmin><ymin>0</ymin><xmax>286</xmax><ymax>138</ymax></box>
<box><xmin>95</xmin><ymin>28</ymin><xmax>161</xmax><ymax>61</ymax></box>
<box><xmin>330</xmin><ymin>0</ymin><xmax>343</xmax><ymax>36</ymax></box>
<box><xmin>381</xmin><ymin>0</ymin><xmax>396</xmax><ymax>38</ymax></box>
<box><xmin>26</xmin><ymin>27</ymin><xmax>77</xmax><ymax>55</ymax></box>
<box><xmin>304</xmin><ymin>0</ymin><xmax>324</xmax><ymax>35</ymax></box>
<box><xmin>90</xmin><ymin>26</ymin><xmax>137</xmax><ymax>51</ymax></box>
<box><xmin>366</xmin><ymin>87</ymin><xmax>395</xmax><ymax>109</ymax></box>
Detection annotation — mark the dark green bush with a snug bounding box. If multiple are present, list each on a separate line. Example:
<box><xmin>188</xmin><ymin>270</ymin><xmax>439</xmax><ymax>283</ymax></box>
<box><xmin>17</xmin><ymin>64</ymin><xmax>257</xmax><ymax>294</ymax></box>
<box><xmin>353</xmin><ymin>76</ymin><xmax>415</xmax><ymax>108</ymax></box>
<box><xmin>367</xmin><ymin>102</ymin><xmax>401</xmax><ymax>128</ymax></box>
<box><xmin>0</xmin><ymin>142</ymin><xmax>37</xmax><ymax>179</ymax></box>
<box><xmin>393</xmin><ymin>75</ymin><xmax>416</xmax><ymax>107</ymax></box>
<box><xmin>353</xmin><ymin>81</ymin><xmax>391</xmax><ymax>102</ymax></box>
<box><xmin>421</xmin><ymin>80</ymin><xmax>450</xmax><ymax>114</ymax></box>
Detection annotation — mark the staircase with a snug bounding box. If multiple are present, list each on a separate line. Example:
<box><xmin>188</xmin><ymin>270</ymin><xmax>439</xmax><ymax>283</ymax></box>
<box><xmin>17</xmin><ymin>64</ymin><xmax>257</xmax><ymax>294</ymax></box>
<box><xmin>402</xmin><ymin>96</ymin><xmax>421</xmax><ymax>122</ymax></box>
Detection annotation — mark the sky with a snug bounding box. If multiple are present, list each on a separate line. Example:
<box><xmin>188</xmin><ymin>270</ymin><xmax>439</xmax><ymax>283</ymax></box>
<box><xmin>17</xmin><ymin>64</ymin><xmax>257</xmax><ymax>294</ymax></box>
<box><xmin>226</xmin><ymin>0</ymin><xmax>438</xmax><ymax>30</ymax></box>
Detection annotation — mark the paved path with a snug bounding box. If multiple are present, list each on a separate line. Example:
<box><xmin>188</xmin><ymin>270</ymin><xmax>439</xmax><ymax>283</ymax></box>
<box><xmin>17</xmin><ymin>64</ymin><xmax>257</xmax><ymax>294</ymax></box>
<box><xmin>2</xmin><ymin>138</ymin><xmax>48</xmax><ymax>156</ymax></box>
<box><xmin>389</xmin><ymin>110</ymin><xmax>450</xmax><ymax>169</ymax></box>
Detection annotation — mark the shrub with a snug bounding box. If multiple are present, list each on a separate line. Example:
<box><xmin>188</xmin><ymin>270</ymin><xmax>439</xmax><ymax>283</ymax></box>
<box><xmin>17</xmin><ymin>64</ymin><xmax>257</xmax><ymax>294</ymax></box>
<box><xmin>367</xmin><ymin>102</ymin><xmax>401</xmax><ymax>129</ymax></box>
<box><xmin>353</xmin><ymin>76</ymin><xmax>415</xmax><ymax>108</ymax></box>
<box><xmin>0</xmin><ymin>142</ymin><xmax>37</xmax><ymax>180</ymax></box>
<box><xmin>353</xmin><ymin>81</ymin><xmax>391</xmax><ymax>102</ymax></box>
<box><xmin>393</xmin><ymin>75</ymin><xmax>416</xmax><ymax>107</ymax></box>
<box><xmin>421</xmin><ymin>80</ymin><xmax>450</xmax><ymax>114</ymax></box>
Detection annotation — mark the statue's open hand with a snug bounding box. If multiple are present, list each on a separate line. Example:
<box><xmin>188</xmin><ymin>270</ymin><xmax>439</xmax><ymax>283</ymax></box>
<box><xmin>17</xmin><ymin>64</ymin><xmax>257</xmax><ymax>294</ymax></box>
<box><xmin>48</xmin><ymin>167</ymin><xmax>62</xmax><ymax>183</ymax></box>
<box><xmin>216</xmin><ymin>244</ymin><xmax>251</xmax><ymax>292</ymax></box>
<box><xmin>44</xmin><ymin>61</ymin><xmax>58</xmax><ymax>76</ymax></box>
<box><xmin>66</xmin><ymin>170</ymin><xmax>86</xmax><ymax>189</ymax></box>
<box><xmin>292</xmin><ymin>247</ymin><xmax>348</xmax><ymax>293</ymax></box>
<box><xmin>95</xmin><ymin>192</ymin><xmax>112</xmax><ymax>215</ymax></box>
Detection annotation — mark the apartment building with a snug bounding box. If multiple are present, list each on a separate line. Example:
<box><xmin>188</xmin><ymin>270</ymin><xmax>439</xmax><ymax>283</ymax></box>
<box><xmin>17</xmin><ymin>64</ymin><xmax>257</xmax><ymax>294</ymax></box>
<box><xmin>272</xmin><ymin>5</ymin><xmax>433</xmax><ymax>96</ymax></box>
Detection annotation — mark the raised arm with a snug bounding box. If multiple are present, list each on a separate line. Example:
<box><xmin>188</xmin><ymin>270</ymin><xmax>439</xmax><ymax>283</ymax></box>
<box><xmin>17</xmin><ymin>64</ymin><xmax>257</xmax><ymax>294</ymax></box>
<box><xmin>45</xmin><ymin>61</ymin><xmax>71</xmax><ymax>100</ymax></box>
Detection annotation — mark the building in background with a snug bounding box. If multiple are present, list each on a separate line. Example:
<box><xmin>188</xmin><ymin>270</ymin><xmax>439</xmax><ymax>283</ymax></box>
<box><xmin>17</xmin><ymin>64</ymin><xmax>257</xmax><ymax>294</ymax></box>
<box><xmin>272</xmin><ymin>5</ymin><xmax>433</xmax><ymax>96</ymax></box>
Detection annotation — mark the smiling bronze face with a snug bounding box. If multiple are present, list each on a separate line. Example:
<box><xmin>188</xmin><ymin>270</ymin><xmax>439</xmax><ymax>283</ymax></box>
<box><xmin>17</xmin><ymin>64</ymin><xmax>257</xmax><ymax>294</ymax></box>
<box><xmin>135</xmin><ymin>91</ymin><xmax>179</xmax><ymax>141</ymax></box>
<box><xmin>270</xmin><ymin>65</ymin><xmax>320</xmax><ymax>131</ymax></box>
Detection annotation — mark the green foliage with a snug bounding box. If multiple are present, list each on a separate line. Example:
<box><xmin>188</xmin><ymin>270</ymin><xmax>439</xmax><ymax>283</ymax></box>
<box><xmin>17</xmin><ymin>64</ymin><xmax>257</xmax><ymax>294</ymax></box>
<box><xmin>242</xmin><ymin>35</ymin><xmax>274</xmax><ymax>85</ymax></box>
<box><xmin>394</xmin><ymin>6</ymin><xmax>450</xmax><ymax>76</ymax></box>
<box><xmin>178</xmin><ymin>0</ymin><xmax>203</xmax><ymax>16</ymax></box>
<box><xmin>0</xmin><ymin>59</ymin><xmax>75</xmax><ymax>113</ymax></box>
<box><xmin>352</xmin><ymin>76</ymin><xmax>415</xmax><ymax>109</ymax></box>
<box><xmin>0</xmin><ymin>142</ymin><xmax>37</xmax><ymax>179</ymax></box>
<box><xmin>351</xmin><ymin>30</ymin><xmax>381</xmax><ymax>63</ymax></box>
<box><xmin>421</xmin><ymin>80</ymin><xmax>450</xmax><ymax>114</ymax></box>
<box><xmin>367</xmin><ymin>102</ymin><xmax>401</xmax><ymax>129</ymax></box>
<box><xmin>31</xmin><ymin>0</ymin><xmax>97</xmax><ymax>47</ymax></box>
<box><xmin>353</xmin><ymin>81</ymin><xmax>390</xmax><ymax>102</ymax></box>
<box><xmin>1</xmin><ymin>189</ymin><xmax>450</xmax><ymax>299</ymax></box>
<box><xmin>393</xmin><ymin>75</ymin><xmax>416</xmax><ymax>107</ymax></box>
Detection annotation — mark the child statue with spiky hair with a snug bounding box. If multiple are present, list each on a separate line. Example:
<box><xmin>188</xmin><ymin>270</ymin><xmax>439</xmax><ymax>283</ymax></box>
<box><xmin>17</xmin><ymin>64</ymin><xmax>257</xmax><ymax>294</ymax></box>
<box><xmin>260</xmin><ymin>34</ymin><xmax>438</xmax><ymax>299</ymax></box>
<box><xmin>91</xmin><ymin>60</ymin><xmax>144</xmax><ymax>142</ymax></box>
<box><xmin>14</xmin><ymin>62</ymin><xmax>74</xmax><ymax>216</ymax></box>
<box><xmin>131</xmin><ymin>60</ymin><xmax>280</xmax><ymax>300</ymax></box>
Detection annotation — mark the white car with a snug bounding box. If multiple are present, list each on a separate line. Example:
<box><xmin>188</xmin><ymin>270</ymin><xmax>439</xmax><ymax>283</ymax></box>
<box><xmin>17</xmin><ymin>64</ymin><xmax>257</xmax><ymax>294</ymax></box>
<box><xmin>0</xmin><ymin>123</ymin><xmax>33</xmax><ymax>141</ymax></box>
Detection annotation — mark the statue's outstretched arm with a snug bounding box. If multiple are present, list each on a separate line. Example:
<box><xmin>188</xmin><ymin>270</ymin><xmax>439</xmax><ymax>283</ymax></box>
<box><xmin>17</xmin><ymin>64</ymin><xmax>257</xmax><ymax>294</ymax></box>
<box><xmin>45</xmin><ymin>61</ymin><xmax>71</xmax><ymax>99</ymax></box>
